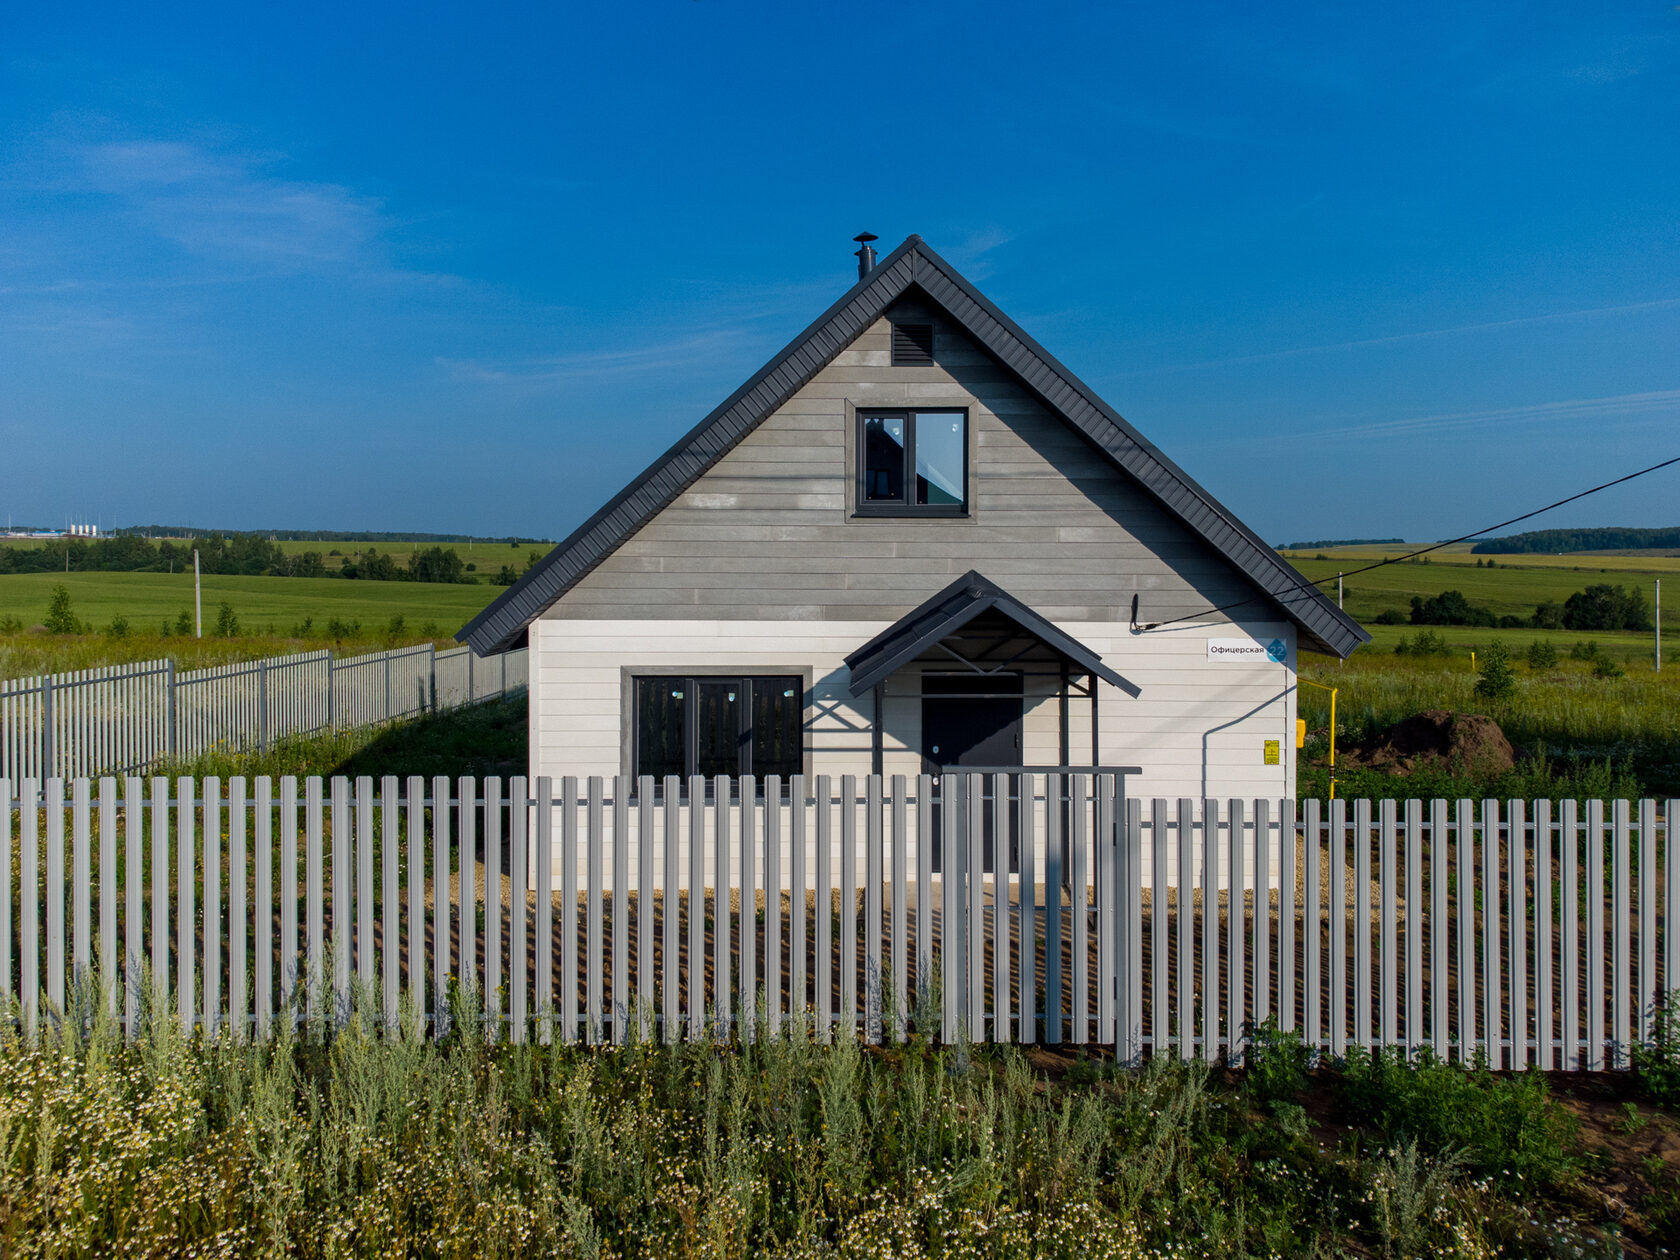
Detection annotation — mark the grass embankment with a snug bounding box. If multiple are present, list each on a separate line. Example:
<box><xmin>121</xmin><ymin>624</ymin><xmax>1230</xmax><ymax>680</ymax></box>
<box><xmin>3</xmin><ymin>996</ymin><xmax>1677</xmax><ymax>1257</ymax></box>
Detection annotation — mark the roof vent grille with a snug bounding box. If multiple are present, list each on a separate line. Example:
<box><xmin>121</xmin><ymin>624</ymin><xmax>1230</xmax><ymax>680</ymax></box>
<box><xmin>891</xmin><ymin>322</ymin><xmax>934</xmax><ymax>366</ymax></box>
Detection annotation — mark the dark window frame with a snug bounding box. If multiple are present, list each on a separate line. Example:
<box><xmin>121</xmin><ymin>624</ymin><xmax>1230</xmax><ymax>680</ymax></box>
<box><xmin>854</xmin><ymin>407</ymin><xmax>969</xmax><ymax>518</ymax></box>
<box><xmin>631</xmin><ymin>673</ymin><xmax>805</xmax><ymax>786</ymax></box>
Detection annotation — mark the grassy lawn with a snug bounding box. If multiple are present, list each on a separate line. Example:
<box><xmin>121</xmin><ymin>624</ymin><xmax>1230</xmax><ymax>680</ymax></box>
<box><xmin>3</xmin><ymin>1003</ymin><xmax>1676</xmax><ymax>1257</ymax></box>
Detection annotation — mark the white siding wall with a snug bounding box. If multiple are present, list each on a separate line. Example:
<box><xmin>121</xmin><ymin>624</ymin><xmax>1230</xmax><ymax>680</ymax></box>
<box><xmin>530</xmin><ymin>616</ymin><xmax>1296</xmax><ymax>801</ymax></box>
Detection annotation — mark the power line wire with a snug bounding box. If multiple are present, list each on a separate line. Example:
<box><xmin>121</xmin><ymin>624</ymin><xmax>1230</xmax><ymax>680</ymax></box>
<box><xmin>1136</xmin><ymin>453</ymin><xmax>1680</xmax><ymax>633</ymax></box>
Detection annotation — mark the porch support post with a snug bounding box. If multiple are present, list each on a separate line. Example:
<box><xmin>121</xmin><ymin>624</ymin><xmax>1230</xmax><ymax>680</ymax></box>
<box><xmin>1090</xmin><ymin>671</ymin><xmax>1099</xmax><ymax>767</ymax></box>
<box><xmin>871</xmin><ymin>683</ymin><xmax>884</xmax><ymax>778</ymax></box>
<box><xmin>1058</xmin><ymin>661</ymin><xmax>1070</xmax><ymax>768</ymax></box>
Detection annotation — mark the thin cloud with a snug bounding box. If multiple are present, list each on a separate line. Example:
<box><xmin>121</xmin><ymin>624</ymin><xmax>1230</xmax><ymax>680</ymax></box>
<box><xmin>1301</xmin><ymin>388</ymin><xmax>1680</xmax><ymax>443</ymax></box>
<box><xmin>1124</xmin><ymin>298</ymin><xmax>1680</xmax><ymax>376</ymax></box>
<box><xmin>437</xmin><ymin>327</ymin><xmax>756</xmax><ymax>388</ymax></box>
<box><xmin>77</xmin><ymin>140</ymin><xmax>386</xmax><ymax>271</ymax></box>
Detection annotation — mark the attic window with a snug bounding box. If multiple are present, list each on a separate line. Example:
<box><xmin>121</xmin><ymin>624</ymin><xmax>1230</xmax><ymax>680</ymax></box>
<box><xmin>891</xmin><ymin>322</ymin><xmax>934</xmax><ymax>366</ymax></box>
<box><xmin>856</xmin><ymin>409</ymin><xmax>968</xmax><ymax>517</ymax></box>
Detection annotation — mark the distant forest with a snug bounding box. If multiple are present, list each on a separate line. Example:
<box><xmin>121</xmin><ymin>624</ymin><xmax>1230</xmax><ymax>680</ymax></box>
<box><xmin>113</xmin><ymin>526</ymin><xmax>546</xmax><ymax>544</ymax></box>
<box><xmin>1282</xmin><ymin>537</ymin><xmax>1404</xmax><ymax>549</ymax></box>
<box><xmin>0</xmin><ymin>534</ymin><xmax>499</xmax><ymax>584</ymax></box>
<box><xmin>1471</xmin><ymin>527</ymin><xmax>1680</xmax><ymax>554</ymax></box>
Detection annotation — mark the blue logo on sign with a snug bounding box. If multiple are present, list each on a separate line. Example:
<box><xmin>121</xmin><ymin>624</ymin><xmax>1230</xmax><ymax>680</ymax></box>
<box><xmin>1266</xmin><ymin>638</ymin><xmax>1287</xmax><ymax>663</ymax></box>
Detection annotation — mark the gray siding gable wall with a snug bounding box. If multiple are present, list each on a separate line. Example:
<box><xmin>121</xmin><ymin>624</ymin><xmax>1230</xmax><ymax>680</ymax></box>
<box><xmin>546</xmin><ymin>305</ymin><xmax>1273</xmax><ymax>628</ymax></box>
<box><xmin>462</xmin><ymin>236</ymin><xmax>1367</xmax><ymax>656</ymax></box>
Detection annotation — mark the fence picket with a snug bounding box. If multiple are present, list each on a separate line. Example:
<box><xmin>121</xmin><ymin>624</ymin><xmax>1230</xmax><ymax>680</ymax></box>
<box><xmin>205</xmin><ymin>779</ymin><xmax>225</xmax><ymax>1034</ymax></box>
<box><xmin>890</xmin><ymin>776</ymin><xmax>907</xmax><ymax>1041</ymax></box>
<box><xmin>766</xmin><ymin>776</ymin><xmax>783</xmax><ymax>1038</ymax></box>
<box><xmin>125</xmin><ymin>775</ymin><xmax>143</xmax><ymax>1037</ymax></box>
<box><xmin>1535</xmin><ymin>799</ymin><xmax>1553</xmax><ymax>1069</ymax></box>
<box><xmin>537</xmin><ymin>777</ymin><xmax>553</xmax><ymax>1045</ymax></box>
<box><xmin>638</xmin><ymin>776</ymin><xmax>655</xmax><ymax>1043</ymax></box>
<box><xmin>380</xmin><ymin>776</ymin><xmax>397</xmax><ymax>1033</ymax></box>
<box><xmin>1201</xmin><ymin>797</ymin><xmax>1217</xmax><ymax>1062</ymax></box>
<box><xmin>1613</xmin><ymin>799</ymin><xmax>1631</xmax><ymax>1066</ymax></box>
<box><xmin>1072</xmin><ymin>776</ymin><xmax>1089</xmax><ymax>1046</ymax></box>
<box><xmin>1562</xmin><ymin>800</ymin><xmax>1580</xmax><ymax>1070</ymax></box>
<box><xmin>1587</xmin><ymin>800</ymin><xmax>1605</xmax><ymax>1069</ymax></box>
<box><xmin>688</xmin><ymin>775</ymin><xmax>704</xmax><ymax>1041</ymax></box>
<box><xmin>995</xmin><ymin>773</ymin><xmax>1013</xmax><ymax>1046</ymax></box>
<box><xmin>587</xmin><ymin>777</ymin><xmax>604</xmax><ymax>1043</ymax></box>
<box><xmin>966</xmin><ymin>774</ymin><xmax>983</xmax><ymax>1043</ymax></box>
<box><xmin>1228</xmin><ymin>798</ymin><xmax>1245</xmax><ymax>1063</ymax></box>
<box><xmin>1019</xmin><ymin>781</ymin><xmax>1037</xmax><ymax>1045</ymax></box>
<box><xmin>510</xmin><ymin>776</ymin><xmax>527</xmax><ymax>1044</ymax></box>
<box><xmin>21</xmin><ymin>780</ymin><xmax>39</xmax><ymax>1036</ymax></box>
<box><xmin>231</xmin><ymin>778</ymin><xmax>246</xmax><ymax>1038</ymax></box>
<box><xmin>176</xmin><ymin>777</ymin><xmax>194</xmax><ymax>1034</ymax></box>
<box><xmin>1509</xmin><ymin>798</ymin><xmax>1527</xmax><ymax>1068</ymax></box>
<box><xmin>485</xmin><ymin>777</ymin><xmax>503</xmax><ymax>1039</ymax></box>
<box><xmin>562</xmin><ymin>776</ymin><xmax>579</xmax><ymax>1043</ymax></box>
<box><xmin>715</xmin><ymin>774</ymin><xmax>732</xmax><ymax>1040</ymax></box>
<box><xmin>613</xmin><ymin>777</ymin><xmax>628</xmax><ymax>1042</ymax></box>
<box><xmin>741</xmin><ymin>776</ymin><xmax>757</xmax><ymax>1044</ymax></box>
<box><xmin>99</xmin><ymin>777</ymin><xmax>116</xmax><ymax>1013</ymax></box>
<box><xmin>662</xmin><ymin>775</ymin><xmax>679</xmax><ymax>1043</ymax></box>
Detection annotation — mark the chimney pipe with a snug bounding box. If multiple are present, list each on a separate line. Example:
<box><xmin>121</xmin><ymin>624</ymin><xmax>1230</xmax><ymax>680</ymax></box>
<box><xmin>853</xmin><ymin>232</ymin><xmax>879</xmax><ymax>279</ymax></box>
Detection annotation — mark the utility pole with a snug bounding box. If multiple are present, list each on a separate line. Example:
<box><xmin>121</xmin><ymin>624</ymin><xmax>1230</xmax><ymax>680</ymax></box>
<box><xmin>194</xmin><ymin>549</ymin><xmax>203</xmax><ymax>639</ymax></box>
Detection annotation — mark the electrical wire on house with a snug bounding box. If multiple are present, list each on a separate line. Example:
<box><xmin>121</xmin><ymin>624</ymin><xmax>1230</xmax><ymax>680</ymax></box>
<box><xmin>1133</xmin><ymin>452</ymin><xmax>1680</xmax><ymax>633</ymax></box>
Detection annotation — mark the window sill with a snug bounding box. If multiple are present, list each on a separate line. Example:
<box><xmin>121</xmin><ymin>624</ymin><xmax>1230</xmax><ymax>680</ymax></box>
<box><xmin>850</xmin><ymin>506</ymin><xmax>970</xmax><ymax>521</ymax></box>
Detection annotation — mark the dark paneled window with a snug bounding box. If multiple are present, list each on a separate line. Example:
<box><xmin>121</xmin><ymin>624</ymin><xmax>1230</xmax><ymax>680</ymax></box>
<box><xmin>633</xmin><ymin>675</ymin><xmax>803</xmax><ymax>782</ymax></box>
<box><xmin>857</xmin><ymin>409</ymin><xmax>967</xmax><ymax>516</ymax></box>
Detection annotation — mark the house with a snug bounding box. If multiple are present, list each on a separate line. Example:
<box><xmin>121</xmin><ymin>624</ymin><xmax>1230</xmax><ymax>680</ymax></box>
<box><xmin>459</xmin><ymin>235</ymin><xmax>1366</xmax><ymax>802</ymax></box>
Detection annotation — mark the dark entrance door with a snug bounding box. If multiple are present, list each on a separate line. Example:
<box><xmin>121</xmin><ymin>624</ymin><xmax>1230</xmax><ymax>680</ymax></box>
<box><xmin>922</xmin><ymin>674</ymin><xmax>1022</xmax><ymax>873</ymax></box>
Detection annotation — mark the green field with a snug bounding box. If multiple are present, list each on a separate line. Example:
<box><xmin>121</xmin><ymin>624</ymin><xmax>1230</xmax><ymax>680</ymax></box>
<box><xmin>1283</xmin><ymin>551</ymin><xmax>1673</xmax><ymax>659</ymax></box>
<box><xmin>0</xmin><ymin>570</ymin><xmax>498</xmax><ymax>630</ymax></box>
<box><xmin>0</xmin><ymin>570</ymin><xmax>504</xmax><ymax>678</ymax></box>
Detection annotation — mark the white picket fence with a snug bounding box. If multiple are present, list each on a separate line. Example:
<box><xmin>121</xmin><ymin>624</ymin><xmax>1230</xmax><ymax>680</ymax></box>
<box><xmin>2</xmin><ymin>773</ymin><xmax>1675</xmax><ymax>1067</ymax></box>
<box><xmin>0</xmin><ymin>643</ymin><xmax>527</xmax><ymax>782</ymax></box>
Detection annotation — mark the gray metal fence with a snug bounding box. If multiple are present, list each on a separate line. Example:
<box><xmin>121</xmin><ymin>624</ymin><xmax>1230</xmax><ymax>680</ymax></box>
<box><xmin>0</xmin><ymin>644</ymin><xmax>527</xmax><ymax>781</ymax></box>
<box><xmin>2</xmin><ymin>773</ymin><xmax>1674</xmax><ymax>1069</ymax></box>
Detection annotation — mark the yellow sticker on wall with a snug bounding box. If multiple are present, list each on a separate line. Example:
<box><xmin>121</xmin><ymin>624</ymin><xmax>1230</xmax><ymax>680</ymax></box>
<box><xmin>1263</xmin><ymin>740</ymin><xmax>1280</xmax><ymax>765</ymax></box>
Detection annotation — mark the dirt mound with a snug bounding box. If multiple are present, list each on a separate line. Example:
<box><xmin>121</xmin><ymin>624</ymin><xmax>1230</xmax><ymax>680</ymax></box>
<box><xmin>1342</xmin><ymin>709</ymin><xmax>1515</xmax><ymax>777</ymax></box>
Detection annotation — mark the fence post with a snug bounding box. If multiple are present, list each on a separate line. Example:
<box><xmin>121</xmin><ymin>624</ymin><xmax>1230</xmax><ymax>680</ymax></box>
<box><xmin>468</xmin><ymin>651</ymin><xmax>475</xmax><ymax>700</ymax></box>
<box><xmin>40</xmin><ymin>677</ymin><xmax>54</xmax><ymax>778</ymax></box>
<box><xmin>429</xmin><ymin>643</ymin><xmax>437</xmax><ymax>712</ymax></box>
<box><xmin>384</xmin><ymin>651</ymin><xmax>392</xmax><ymax>720</ymax></box>
<box><xmin>164</xmin><ymin>660</ymin><xmax>176</xmax><ymax>761</ymax></box>
<box><xmin>501</xmin><ymin>651</ymin><xmax>507</xmax><ymax>697</ymax></box>
<box><xmin>257</xmin><ymin>660</ymin><xmax>269</xmax><ymax>754</ymax></box>
<box><xmin>327</xmin><ymin>653</ymin><xmax>336</xmax><ymax>728</ymax></box>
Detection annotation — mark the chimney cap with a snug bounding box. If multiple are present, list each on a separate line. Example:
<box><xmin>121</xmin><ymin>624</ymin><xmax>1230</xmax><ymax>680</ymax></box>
<box><xmin>852</xmin><ymin>231</ymin><xmax>878</xmax><ymax>243</ymax></box>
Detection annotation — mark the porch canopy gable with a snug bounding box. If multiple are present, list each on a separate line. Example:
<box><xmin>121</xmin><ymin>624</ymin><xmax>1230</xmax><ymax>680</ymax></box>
<box><xmin>844</xmin><ymin>570</ymin><xmax>1142</xmax><ymax>698</ymax></box>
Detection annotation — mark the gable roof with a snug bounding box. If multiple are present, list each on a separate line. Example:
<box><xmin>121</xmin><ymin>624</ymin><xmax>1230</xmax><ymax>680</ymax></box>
<box><xmin>844</xmin><ymin>570</ymin><xmax>1143</xmax><ymax>697</ymax></box>
<box><xmin>459</xmin><ymin>235</ymin><xmax>1368</xmax><ymax>658</ymax></box>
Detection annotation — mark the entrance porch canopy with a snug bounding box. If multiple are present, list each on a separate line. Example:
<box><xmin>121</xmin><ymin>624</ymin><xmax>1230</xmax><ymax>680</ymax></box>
<box><xmin>844</xmin><ymin>571</ymin><xmax>1140</xmax><ymax>774</ymax></box>
<box><xmin>845</xmin><ymin>571</ymin><xmax>1141</xmax><ymax>697</ymax></box>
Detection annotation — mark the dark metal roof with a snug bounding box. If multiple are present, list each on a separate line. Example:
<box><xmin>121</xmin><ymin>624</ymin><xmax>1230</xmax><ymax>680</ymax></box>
<box><xmin>844</xmin><ymin>570</ymin><xmax>1142</xmax><ymax>697</ymax></box>
<box><xmin>459</xmin><ymin>236</ymin><xmax>1369</xmax><ymax>658</ymax></box>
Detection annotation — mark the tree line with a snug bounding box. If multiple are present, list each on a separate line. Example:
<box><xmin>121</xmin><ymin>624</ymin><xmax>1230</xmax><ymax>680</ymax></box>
<box><xmin>0</xmin><ymin>534</ymin><xmax>481</xmax><ymax>584</ymax></box>
<box><xmin>1374</xmin><ymin>584</ymin><xmax>1653</xmax><ymax>632</ymax></box>
<box><xmin>1471</xmin><ymin>527</ymin><xmax>1680</xmax><ymax>554</ymax></box>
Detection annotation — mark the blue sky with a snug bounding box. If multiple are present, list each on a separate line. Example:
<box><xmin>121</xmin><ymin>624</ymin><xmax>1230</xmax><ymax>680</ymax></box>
<box><xmin>2</xmin><ymin>2</ymin><xmax>1676</xmax><ymax>543</ymax></box>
